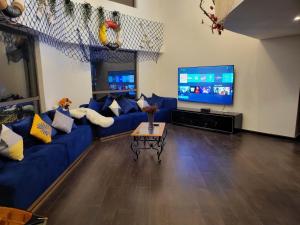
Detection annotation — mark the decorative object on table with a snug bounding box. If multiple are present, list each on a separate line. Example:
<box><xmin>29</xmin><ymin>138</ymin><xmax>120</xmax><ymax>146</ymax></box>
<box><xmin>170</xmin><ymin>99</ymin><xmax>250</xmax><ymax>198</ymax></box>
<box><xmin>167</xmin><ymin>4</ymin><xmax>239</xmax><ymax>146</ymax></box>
<box><xmin>81</xmin><ymin>2</ymin><xmax>92</xmax><ymax>25</ymax></box>
<box><xmin>0</xmin><ymin>207</ymin><xmax>48</xmax><ymax>225</ymax></box>
<box><xmin>199</xmin><ymin>0</ymin><xmax>224</xmax><ymax>35</ymax></box>
<box><xmin>58</xmin><ymin>97</ymin><xmax>72</xmax><ymax>110</ymax></box>
<box><xmin>131</xmin><ymin>122</ymin><xmax>167</xmax><ymax>163</ymax></box>
<box><xmin>0</xmin><ymin>124</ymin><xmax>24</xmax><ymax>161</ymax></box>
<box><xmin>30</xmin><ymin>114</ymin><xmax>52</xmax><ymax>143</ymax></box>
<box><xmin>64</xmin><ymin>0</ymin><xmax>75</xmax><ymax>17</ymax></box>
<box><xmin>98</xmin><ymin>10</ymin><xmax>122</xmax><ymax>50</ymax></box>
<box><xmin>0</xmin><ymin>0</ymin><xmax>25</xmax><ymax>18</ymax></box>
<box><xmin>142</xmin><ymin>105</ymin><xmax>157</xmax><ymax>133</ymax></box>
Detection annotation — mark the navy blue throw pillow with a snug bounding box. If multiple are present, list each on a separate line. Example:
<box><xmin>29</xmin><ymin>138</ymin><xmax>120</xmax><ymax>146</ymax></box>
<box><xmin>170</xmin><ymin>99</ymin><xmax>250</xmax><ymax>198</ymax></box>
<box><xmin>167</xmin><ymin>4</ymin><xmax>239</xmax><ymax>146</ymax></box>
<box><xmin>0</xmin><ymin>158</ymin><xmax>4</xmax><ymax>170</ymax></box>
<box><xmin>151</xmin><ymin>93</ymin><xmax>164</xmax><ymax>109</ymax></box>
<box><xmin>57</xmin><ymin>107</ymin><xmax>77</xmax><ymax>129</ymax></box>
<box><xmin>101</xmin><ymin>96</ymin><xmax>114</xmax><ymax>116</ymax></box>
<box><xmin>88</xmin><ymin>98</ymin><xmax>102</xmax><ymax>112</ymax></box>
<box><xmin>41</xmin><ymin>114</ymin><xmax>58</xmax><ymax>137</ymax></box>
<box><xmin>128</xmin><ymin>99</ymin><xmax>139</xmax><ymax>112</ymax></box>
<box><xmin>117</xmin><ymin>97</ymin><xmax>136</xmax><ymax>114</ymax></box>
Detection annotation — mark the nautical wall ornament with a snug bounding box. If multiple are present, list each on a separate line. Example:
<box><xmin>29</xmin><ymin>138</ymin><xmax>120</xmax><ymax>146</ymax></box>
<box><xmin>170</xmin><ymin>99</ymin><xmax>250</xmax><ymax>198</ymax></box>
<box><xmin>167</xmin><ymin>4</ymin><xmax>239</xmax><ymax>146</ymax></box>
<box><xmin>0</xmin><ymin>0</ymin><xmax>25</xmax><ymax>18</ymax></box>
<box><xmin>98</xmin><ymin>10</ymin><xmax>122</xmax><ymax>51</ymax></box>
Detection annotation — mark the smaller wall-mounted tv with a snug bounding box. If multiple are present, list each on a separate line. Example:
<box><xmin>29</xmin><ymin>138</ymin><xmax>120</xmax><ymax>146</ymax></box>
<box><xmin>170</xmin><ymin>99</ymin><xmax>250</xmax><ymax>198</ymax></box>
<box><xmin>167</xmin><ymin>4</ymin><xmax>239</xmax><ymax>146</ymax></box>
<box><xmin>108</xmin><ymin>70</ymin><xmax>136</xmax><ymax>96</ymax></box>
<box><xmin>178</xmin><ymin>65</ymin><xmax>235</xmax><ymax>105</ymax></box>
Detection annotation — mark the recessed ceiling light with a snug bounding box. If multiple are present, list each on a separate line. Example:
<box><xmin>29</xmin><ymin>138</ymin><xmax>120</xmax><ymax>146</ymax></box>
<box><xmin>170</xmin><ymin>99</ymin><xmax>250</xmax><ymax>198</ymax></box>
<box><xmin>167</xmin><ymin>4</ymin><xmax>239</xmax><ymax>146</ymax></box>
<box><xmin>294</xmin><ymin>15</ymin><xmax>300</xmax><ymax>21</ymax></box>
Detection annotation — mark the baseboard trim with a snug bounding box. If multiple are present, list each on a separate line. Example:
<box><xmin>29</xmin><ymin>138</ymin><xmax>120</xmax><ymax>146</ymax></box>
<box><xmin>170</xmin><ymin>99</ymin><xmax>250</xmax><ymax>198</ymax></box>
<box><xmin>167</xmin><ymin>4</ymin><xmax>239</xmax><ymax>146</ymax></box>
<box><xmin>27</xmin><ymin>142</ymin><xmax>97</xmax><ymax>213</ymax></box>
<box><xmin>241</xmin><ymin>129</ymin><xmax>297</xmax><ymax>141</ymax></box>
<box><xmin>100</xmin><ymin>131</ymin><xmax>133</xmax><ymax>142</ymax></box>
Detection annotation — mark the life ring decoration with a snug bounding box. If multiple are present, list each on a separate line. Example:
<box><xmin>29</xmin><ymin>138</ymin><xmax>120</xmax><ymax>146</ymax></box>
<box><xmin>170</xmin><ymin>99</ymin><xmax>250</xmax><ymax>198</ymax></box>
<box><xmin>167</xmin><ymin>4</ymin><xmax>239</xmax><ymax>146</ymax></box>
<box><xmin>99</xmin><ymin>11</ymin><xmax>122</xmax><ymax>51</ymax></box>
<box><xmin>0</xmin><ymin>0</ymin><xmax>25</xmax><ymax>18</ymax></box>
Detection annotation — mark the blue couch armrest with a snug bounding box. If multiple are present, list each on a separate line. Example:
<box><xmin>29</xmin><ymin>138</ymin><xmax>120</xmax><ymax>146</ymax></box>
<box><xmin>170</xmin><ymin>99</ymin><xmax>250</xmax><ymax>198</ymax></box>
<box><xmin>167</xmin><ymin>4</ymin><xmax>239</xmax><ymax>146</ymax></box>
<box><xmin>163</xmin><ymin>97</ymin><xmax>177</xmax><ymax>110</ymax></box>
<box><xmin>80</xmin><ymin>104</ymin><xmax>89</xmax><ymax>108</ymax></box>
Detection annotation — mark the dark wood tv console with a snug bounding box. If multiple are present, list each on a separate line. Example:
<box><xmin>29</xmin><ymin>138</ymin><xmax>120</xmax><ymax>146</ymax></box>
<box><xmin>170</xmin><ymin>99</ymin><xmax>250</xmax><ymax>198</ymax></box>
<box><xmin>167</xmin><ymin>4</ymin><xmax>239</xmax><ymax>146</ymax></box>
<box><xmin>171</xmin><ymin>108</ymin><xmax>243</xmax><ymax>134</ymax></box>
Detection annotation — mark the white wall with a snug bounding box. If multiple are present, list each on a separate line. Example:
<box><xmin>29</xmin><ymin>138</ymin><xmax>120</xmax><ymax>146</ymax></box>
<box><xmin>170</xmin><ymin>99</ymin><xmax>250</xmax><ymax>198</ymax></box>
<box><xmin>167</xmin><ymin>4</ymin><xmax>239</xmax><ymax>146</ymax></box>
<box><xmin>36</xmin><ymin>43</ymin><xmax>92</xmax><ymax>111</ymax></box>
<box><xmin>36</xmin><ymin>0</ymin><xmax>300</xmax><ymax>137</ymax></box>
<box><xmin>148</xmin><ymin>0</ymin><xmax>300</xmax><ymax>138</ymax></box>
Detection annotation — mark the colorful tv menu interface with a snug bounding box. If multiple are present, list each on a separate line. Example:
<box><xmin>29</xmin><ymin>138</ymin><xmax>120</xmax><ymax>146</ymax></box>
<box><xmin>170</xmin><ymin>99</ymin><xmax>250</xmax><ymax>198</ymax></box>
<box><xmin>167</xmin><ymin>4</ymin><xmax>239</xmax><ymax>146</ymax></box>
<box><xmin>108</xmin><ymin>70</ymin><xmax>136</xmax><ymax>96</ymax></box>
<box><xmin>178</xmin><ymin>65</ymin><xmax>234</xmax><ymax>105</ymax></box>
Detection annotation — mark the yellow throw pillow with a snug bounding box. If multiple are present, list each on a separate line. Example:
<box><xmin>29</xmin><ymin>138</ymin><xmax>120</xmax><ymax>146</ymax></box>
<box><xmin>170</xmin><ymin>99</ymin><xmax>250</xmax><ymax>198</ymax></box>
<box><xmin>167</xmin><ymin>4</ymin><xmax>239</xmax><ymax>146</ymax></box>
<box><xmin>30</xmin><ymin>114</ymin><xmax>52</xmax><ymax>143</ymax></box>
<box><xmin>0</xmin><ymin>125</ymin><xmax>24</xmax><ymax>161</ymax></box>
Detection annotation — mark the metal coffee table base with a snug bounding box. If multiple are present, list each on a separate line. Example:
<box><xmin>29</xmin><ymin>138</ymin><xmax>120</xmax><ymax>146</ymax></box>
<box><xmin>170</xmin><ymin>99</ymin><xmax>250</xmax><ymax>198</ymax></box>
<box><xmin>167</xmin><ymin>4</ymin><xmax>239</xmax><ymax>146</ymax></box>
<box><xmin>131</xmin><ymin>130</ymin><xmax>167</xmax><ymax>163</ymax></box>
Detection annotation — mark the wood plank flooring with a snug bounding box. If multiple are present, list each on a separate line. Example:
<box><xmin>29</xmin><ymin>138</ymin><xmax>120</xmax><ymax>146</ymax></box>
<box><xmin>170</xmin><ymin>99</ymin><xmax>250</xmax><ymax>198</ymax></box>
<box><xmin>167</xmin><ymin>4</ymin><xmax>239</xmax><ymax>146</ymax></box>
<box><xmin>36</xmin><ymin>125</ymin><xmax>300</xmax><ymax>225</ymax></box>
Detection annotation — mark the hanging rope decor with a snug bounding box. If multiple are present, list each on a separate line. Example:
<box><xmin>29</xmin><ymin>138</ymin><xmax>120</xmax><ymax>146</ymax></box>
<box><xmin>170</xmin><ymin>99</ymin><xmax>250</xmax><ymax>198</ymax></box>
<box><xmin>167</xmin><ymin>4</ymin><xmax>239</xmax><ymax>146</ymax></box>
<box><xmin>0</xmin><ymin>0</ymin><xmax>164</xmax><ymax>63</ymax></box>
<box><xmin>0</xmin><ymin>0</ymin><xmax>25</xmax><ymax>18</ymax></box>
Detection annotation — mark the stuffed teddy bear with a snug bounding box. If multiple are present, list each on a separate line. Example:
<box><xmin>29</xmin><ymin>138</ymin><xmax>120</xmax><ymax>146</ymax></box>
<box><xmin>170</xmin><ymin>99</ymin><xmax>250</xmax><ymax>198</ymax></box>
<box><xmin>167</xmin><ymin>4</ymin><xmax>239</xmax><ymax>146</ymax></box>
<box><xmin>58</xmin><ymin>98</ymin><xmax>72</xmax><ymax>110</ymax></box>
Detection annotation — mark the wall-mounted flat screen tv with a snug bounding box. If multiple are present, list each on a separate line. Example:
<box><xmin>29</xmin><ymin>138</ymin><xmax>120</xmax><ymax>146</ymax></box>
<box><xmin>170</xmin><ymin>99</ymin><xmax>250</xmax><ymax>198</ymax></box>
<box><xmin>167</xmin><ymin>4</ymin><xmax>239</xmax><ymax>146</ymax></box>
<box><xmin>178</xmin><ymin>65</ymin><xmax>235</xmax><ymax>105</ymax></box>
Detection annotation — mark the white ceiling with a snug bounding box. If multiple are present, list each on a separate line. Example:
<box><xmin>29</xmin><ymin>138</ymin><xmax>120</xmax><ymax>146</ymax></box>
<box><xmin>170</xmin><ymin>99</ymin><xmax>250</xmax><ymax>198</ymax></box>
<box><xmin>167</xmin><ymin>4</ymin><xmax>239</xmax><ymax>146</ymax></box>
<box><xmin>224</xmin><ymin>0</ymin><xmax>300</xmax><ymax>39</ymax></box>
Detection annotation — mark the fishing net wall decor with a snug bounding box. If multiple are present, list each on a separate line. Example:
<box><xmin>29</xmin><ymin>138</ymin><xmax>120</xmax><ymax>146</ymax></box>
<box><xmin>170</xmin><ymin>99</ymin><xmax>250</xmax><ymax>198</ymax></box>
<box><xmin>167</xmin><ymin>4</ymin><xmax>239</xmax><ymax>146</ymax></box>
<box><xmin>0</xmin><ymin>0</ymin><xmax>164</xmax><ymax>63</ymax></box>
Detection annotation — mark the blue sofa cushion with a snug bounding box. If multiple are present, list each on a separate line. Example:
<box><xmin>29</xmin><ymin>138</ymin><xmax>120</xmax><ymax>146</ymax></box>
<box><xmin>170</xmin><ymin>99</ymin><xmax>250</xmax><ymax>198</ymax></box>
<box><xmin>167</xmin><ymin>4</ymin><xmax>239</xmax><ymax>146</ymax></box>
<box><xmin>117</xmin><ymin>97</ymin><xmax>137</xmax><ymax>114</ymax></box>
<box><xmin>11</xmin><ymin>117</ymin><xmax>42</xmax><ymax>148</ymax></box>
<box><xmin>129</xmin><ymin>111</ymin><xmax>148</xmax><ymax>129</ymax></box>
<box><xmin>0</xmin><ymin>158</ymin><xmax>4</xmax><ymax>169</ymax></box>
<box><xmin>162</xmin><ymin>97</ymin><xmax>177</xmax><ymax>110</ymax></box>
<box><xmin>11</xmin><ymin>117</ymin><xmax>32</xmax><ymax>139</ymax></box>
<box><xmin>51</xmin><ymin>125</ymin><xmax>93</xmax><ymax>163</ymax></box>
<box><xmin>0</xmin><ymin>143</ymin><xmax>68</xmax><ymax>209</ymax></box>
<box><xmin>88</xmin><ymin>98</ymin><xmax>103</xmax><ymax>112</ymax></box>
<box><xmin>96</xmin><ymin>114</ymin><xmax>133</xmax><ymax>138</ymax></box>
<box><xmin>151</xmin><ymin>93</ymin><xmax>165</xmax><ymax>109</ymax></box>
<box><xmin>40</xmin><ymin>114</ymin><xmax>57</xmax><ymax>137</ymax></box>
<box><xmin>155</xmin><ymin>108</ymin><xmax>172</xmax><ymax>123</ymax></box>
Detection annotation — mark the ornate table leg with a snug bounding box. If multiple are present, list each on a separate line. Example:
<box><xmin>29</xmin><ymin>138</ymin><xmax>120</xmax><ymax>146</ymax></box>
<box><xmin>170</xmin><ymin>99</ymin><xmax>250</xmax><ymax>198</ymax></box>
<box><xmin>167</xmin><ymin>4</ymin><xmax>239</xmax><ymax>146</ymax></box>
<box><xmin>157</xmin><ymin>129</ymin><xmax>168</xmax><ymax>163</ymax></box>
<box><xmin>131</xmin><ymin>137</ymin><xmax>140</xmax><ymax>161</ymax></box>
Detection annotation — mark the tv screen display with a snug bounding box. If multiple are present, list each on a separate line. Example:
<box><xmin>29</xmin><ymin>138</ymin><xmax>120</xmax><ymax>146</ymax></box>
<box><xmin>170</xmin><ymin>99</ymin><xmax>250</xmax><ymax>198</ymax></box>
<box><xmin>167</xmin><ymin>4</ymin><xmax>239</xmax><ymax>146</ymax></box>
<box><xmin>178</xmin><ymin>65</ymin><xmax>235</xmax><ymax>105</ymax></box>
<box><xmin>108</xmin><ymin>70</ymin><xmax>136</xmax><ymax>96</ymax></box>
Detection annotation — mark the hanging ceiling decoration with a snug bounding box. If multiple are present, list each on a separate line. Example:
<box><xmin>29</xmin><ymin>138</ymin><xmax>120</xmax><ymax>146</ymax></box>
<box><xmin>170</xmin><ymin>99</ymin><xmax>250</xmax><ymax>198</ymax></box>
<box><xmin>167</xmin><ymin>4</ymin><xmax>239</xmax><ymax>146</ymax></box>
<box><xmin>0</xmin><ymin>0</ymin><xmax>164</xmax><ymax>63</ymax></box>
<box><xmin>199</xmin><ymin>0</ymin><xmax>224</xmax><ymax>35</ymax></box>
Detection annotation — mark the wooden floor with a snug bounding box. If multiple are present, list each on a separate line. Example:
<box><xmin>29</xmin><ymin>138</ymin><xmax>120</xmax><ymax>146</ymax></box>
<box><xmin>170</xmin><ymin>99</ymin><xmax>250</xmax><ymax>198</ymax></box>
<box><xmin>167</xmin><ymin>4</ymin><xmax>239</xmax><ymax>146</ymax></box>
<box><xmin>36</xmin><ymin>125</ymin><xmax>300</xmax><ymax>225</ymax></box>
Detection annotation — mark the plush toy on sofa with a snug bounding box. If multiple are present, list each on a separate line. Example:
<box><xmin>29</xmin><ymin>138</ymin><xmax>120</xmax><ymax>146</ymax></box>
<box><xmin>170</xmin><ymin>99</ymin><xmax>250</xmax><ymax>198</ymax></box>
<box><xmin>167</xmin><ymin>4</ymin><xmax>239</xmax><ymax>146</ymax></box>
<box><xmin>58</xmin><ymin>98</ymin><xmax>72</xmax><ymax>110</ymax></box>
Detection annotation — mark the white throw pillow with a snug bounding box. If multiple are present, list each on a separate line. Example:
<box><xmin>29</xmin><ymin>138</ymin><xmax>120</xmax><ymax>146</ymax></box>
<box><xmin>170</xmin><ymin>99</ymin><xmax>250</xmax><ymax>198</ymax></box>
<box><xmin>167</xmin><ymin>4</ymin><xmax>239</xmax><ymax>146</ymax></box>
<box><xmin>109</xmin><ymin>100</ymin><xmax>122</xmax><ymax>117</ymax></box>
<box><xmin>52</xmin><ymin>110</ymin><xmax>74</xmax><ymax>134</ymax></box>
<box><xmin>137</xmin><ymin>96</ymin><xmax>150</xmax><ymax>110</ymax></box>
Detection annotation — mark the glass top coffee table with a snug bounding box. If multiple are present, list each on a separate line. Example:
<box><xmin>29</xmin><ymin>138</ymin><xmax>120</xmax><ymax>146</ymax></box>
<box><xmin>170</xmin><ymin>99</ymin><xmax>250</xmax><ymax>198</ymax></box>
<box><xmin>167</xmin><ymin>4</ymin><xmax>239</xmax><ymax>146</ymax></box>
<box><xmin>131</xmin><ymin>122</ymin><xmax>167</xmax><ymax>163</ymax></box>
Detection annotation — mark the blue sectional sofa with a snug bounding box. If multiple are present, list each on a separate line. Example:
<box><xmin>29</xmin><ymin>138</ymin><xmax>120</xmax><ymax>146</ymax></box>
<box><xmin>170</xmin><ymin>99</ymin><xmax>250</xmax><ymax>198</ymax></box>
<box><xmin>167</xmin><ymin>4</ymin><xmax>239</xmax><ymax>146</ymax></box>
<box><xmin>0</xmin><ymin>95</ymin><xmax>176</xmax><ymax>209</ymax></box>
<box><xmin>81</xmin><ymin>96</ymin><xmax>177</xmax><ymax>138</ymax></box>
<box><xmin>0</xmin><ymin>111</ymin><xmax>93</xmax><ymax>209</ymax></box>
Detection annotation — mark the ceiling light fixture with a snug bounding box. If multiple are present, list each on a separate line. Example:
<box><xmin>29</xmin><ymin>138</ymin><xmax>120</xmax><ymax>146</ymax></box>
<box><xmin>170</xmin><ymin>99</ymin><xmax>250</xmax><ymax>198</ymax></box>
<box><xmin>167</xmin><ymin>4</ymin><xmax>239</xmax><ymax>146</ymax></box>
<box><xmin>294</xmin><ymin>15</ymin><xmax>300</xmax><ymax>21</ymax></box>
